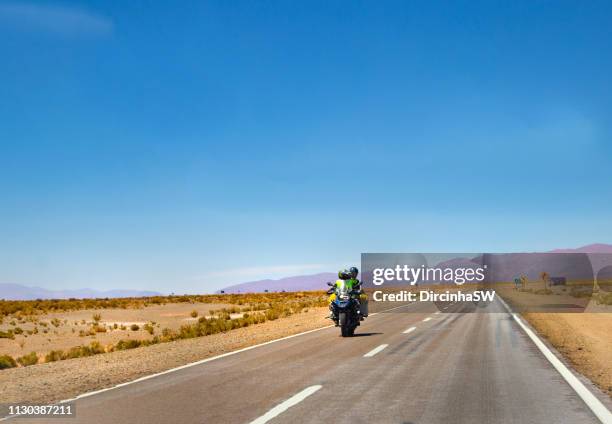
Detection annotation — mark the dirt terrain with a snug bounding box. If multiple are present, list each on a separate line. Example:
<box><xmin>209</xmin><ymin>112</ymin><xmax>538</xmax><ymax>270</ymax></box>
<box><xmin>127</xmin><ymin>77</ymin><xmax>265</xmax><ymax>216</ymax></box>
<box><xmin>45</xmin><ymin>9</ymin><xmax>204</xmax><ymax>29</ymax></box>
<box><xmin>494</xmin><ymin>285</ymin><xmax>612</xmax><ymax>396</ymax></box>
<box><xmin>0</xmin><ymin>307</ymin><xmax>329</xmax><ymax>404</ymax></box>
<box><xmin>523</xmin><ymin>312</ymin><xmax>612</xmax><ymax>397</ymax></box>
<box><xmin>0</xmin><ymin>302</ymin><xmax>234</xmax><ymax>357</ymax></box>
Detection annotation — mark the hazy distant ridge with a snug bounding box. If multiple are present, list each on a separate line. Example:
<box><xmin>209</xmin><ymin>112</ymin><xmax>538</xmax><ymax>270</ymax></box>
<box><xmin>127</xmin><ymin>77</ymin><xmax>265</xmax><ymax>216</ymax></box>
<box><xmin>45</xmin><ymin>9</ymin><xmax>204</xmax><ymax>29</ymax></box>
<box><xmin>217</xmin><ymin>272</ymin><xmax>336</xmax><ymax>294</ymax></box>
<box><xmin>3</xmin><ymin>244</ymin><xmax>611</xmax><ymax>299</ymax></box>
<box><xmin>0</xmin><ymin>283</ymin><xmax>161</xmax><ymax>301</ymax></box>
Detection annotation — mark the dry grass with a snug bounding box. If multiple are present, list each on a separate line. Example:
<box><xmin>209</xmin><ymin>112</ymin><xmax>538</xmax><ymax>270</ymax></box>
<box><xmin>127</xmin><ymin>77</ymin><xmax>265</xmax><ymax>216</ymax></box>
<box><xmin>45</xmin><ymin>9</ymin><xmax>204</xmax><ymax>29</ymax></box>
<box><xmin>0</xmin><ymin>292</ymin><xmax>327</xmax><ymax>318</ymax></box>
<box><xmin>0</xmin><ymin>291</ymin><xmax>328</xmax><ymax>369</ymax></box>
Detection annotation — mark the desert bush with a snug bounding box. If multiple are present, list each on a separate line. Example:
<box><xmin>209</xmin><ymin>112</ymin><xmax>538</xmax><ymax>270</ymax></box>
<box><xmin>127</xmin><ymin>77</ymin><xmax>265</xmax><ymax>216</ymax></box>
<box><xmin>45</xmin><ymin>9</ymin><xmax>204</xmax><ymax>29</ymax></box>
<box><xmin>92</xmin><ymin>313</ymin><xmax>102</xmax><ymax>323</ymax></box>
<box><xmin>61</xmin><ymin>341</ymin><xmax>104</xmax><ymax>359</ymax></box>
<box><xmin>0</xmin><ymin>291</ymin><xmax>327</xmax><ymax>318</ymax></box>
<box><xmin>190</xmin><ymin>310</ymin><xmax>198</xmax><ymax>318</ymax></box>
<box><xmin>115</xmin><ymin>339</ymin><xmax>142</xmax><ymax>350</ymax></box>
<box><xmin>45</xmin><ymin>350</ymin><xmax>64</xmax><ymax>362</ymax></box>
<box><xmin>0</xmin><ymin>354</ymin><xmax>17</xmax><ymax>370</ymax></box>
<box><xmin>13</xmin><ymin>327</ymin><xmax>23</xmax><ymax>335</ymax></box>
<box><xmin>0</xmin><ymin>330</ymin><xmax>14</xmax><ymax>340</ymax></box>
<box><xmin>93</xmin><ymin>324</ymin><xmax>107</xmax><ymax>333</ymax></box>
<box><xmin>50</xmin><ymin>318</ymin><xmax>61</xmax><ymax>327</ymax></box>
<box><xmin>570</xmin><ymin>286</ymin><xmax>593</xmax><ymax>298</ymax></box>
<box><xmin>596</xmin><ymin>292</ymin><xmax>612</xmax><ymax>305</ymax></box>
<box><xmin>130</xmin><ymin>324</ymin><xmax>140</xmax><ymax>331</ymax></box>
<box><xmin>113</xmin><ymin>323</ymin><xmax>118</xmax><ymax>329</ymax></box>
<box><xmin>16</xmin><ymin>351</ymin><xmax>38</xmax><ymax>367</ymax></box>
<box><xmin>265</xmin><ymin>310</ymin><xmax>280</xmax><ymax>321</ymax></box>
<box><xmin>144</xmin><ymin>323</ymin><xmax>154</xmax><ymax>335</ymax></box>
<box><xmin>89</xmin><ymin>341</ymin><xmax>105</xmax><ymax>354</ymax></box>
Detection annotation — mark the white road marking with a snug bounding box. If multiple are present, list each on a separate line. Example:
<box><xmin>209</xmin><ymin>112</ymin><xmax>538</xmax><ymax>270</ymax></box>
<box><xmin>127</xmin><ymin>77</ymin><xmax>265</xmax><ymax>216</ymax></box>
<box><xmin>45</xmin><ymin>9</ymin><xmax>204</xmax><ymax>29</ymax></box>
<box><xmin>497</xmin><ymin>296</ymin><xmax>612</xmax><ymax>424</ymax></box>
<box><xmin>443</xmin><ymin>306</ymin><xmax>448</xmax><ymax>310</ymax></box>
<box><xmin>369</xmin><ymin>302</ymin><xmax>414</xmax><ymax>316</ymax></box>
<box><xmin>0</xmin><ymin>301</ymin><xmax>422</xmax><ymax>422</ymax></box>
<box><xmin>364</xmin><ymin>344</ymin><xmax>389</xmax><ymax>357</ymax></box>
<box><xmin>434</xmin><ymin>311</ymin><xmax>441</xmax><ymax>315</ymax></box>
<box><xmin>249</xmin><ymin>385</ymin><xmax>322</xmax><ymax>424</ymax></box>
<box><xmin>422</xmin><ymin>317</ymin><xmax>432</xmax><ymax>322</ymax></box>
<box><xmin>403</xmin><ymin>326</ymin><xmax>417</xmax><ymax>334</ymax></box>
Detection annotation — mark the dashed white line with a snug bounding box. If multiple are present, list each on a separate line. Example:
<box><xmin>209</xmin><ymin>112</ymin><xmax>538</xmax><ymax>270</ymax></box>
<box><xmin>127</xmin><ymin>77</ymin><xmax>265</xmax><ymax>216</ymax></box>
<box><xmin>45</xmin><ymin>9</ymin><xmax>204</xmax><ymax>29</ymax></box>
<box><xmin>434</xmin><ymin>311</ymin><xmax>441</xmax><ymax>315</ymax></box>
<box><xmin>364</xmin><ymin>344</ymin><xmax>389</xmax><ymax>357</ymax></box>
<box><xmin>249</xmin><ymin>385</ymin><xmax>322</xmax><ymax>424</ymax></box>
<box><xmin>403</xmin><ymin>326</ymin><xmax>417</xmax><ymax>334</ymax></box>
<box><xmin>422</xmin><ymin>317</ymin><xmax>432</xmax><ymax>322</ymax></box>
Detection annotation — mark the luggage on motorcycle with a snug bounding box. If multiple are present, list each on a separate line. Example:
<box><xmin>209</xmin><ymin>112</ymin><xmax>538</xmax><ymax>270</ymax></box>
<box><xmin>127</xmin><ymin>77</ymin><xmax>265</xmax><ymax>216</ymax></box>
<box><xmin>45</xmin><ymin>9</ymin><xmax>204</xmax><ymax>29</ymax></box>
<box><xmin>360</xmin><ymin>295</ymin><xmax>369</xmax><ymax>317</ymax></box>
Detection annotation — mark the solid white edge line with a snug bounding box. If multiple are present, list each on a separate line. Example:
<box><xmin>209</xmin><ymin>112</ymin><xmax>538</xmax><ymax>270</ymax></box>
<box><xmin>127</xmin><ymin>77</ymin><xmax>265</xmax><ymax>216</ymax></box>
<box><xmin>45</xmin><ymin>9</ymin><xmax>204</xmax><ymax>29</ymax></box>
<box><xmin>497</xmin><ymin>296</ymin><xmax>612</xmax><ymax>424</ymax></box>
<box><xmin>363</xmin><ymin>344</ymin><xmax>388</xmax><ymax>357</ymax></box>
<box><xmin>249</xmin><ymin>385</ymin><xmax>322</xmax><ymax>424</ymax></box>
<box><xmin>403</xmin><ymin>326</ymin><xmax>417</xmax><ymax>334</ymax></box>
<box><xmin>422</xmin><ymin>317</ymin><xmax>432</xmax><ymax>322</ymax></box>
<box><xmin>0</xmin><ymin>301</ymin><xmax>416</xmax><ymax>422</ymax></box>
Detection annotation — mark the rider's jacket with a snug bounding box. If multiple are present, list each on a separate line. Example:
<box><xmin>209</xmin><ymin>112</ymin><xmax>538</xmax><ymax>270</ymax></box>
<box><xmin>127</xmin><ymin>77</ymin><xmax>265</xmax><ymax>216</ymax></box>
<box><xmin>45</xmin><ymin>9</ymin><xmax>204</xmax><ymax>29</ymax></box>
<box><xmin>329</xmin><ymin>278</ymin><xmax>366</xmax><ymax>303</ymax></box>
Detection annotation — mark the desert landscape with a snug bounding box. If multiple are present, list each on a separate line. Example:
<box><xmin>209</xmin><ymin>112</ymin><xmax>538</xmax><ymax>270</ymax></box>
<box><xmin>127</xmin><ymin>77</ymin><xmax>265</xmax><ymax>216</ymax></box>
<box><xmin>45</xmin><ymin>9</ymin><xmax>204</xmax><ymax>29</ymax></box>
<box><xmin>1</xmin><ymin>284</ymin><xmax>612</xmax><ymax>406</ymax></box>
<box><xmin>0</xmin><ymin>292</ymin><xmax>327</xmax><ymax>370</ymax></box>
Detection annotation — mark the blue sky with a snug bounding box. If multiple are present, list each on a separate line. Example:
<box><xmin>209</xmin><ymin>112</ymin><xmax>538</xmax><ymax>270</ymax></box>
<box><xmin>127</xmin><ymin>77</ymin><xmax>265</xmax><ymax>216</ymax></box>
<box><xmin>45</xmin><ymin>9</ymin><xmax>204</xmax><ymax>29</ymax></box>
<box><xmin>1</xmin><ymin>1</ymin><xmax>611</xmax><ymax>293</ymax></box>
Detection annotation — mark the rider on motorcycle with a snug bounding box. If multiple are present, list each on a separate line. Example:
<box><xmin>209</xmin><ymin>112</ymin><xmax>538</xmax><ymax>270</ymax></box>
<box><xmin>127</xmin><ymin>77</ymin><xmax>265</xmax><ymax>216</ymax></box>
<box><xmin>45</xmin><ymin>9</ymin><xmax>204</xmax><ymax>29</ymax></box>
<box><xmin>328</xmin><ymin>267</ymin><xmax>368</xmax><ymax>321</ymax></box>
<box><xmin>348</xmin><ymin>267</ymin><xmax>368</xmax><ymax>318</ymax></box>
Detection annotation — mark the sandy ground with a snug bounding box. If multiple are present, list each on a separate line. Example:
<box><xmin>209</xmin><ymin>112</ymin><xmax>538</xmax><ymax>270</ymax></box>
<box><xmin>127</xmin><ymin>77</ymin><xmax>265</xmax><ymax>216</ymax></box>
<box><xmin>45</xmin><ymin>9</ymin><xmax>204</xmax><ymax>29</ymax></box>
<box><xmin>0</xmin><ymin>303</ymin><xmax>236</xmax><ymax>357</ymax></box>
<box><xmin>496</xmin><ymin>284</ymin><xmax>611</xmax><ymax>312</ymax></box>
<box><xmin>0</xmin><ymin>307</ymin><xmax>329</xmax><ymax>404</ymax></box>
<box><xmin>497</xmin><ymin>287</ymin><xmax>612</xmax><ymax>397</ymax></box>
<box><xmin>522</xmin><ymin>312</ymin><xmax>612</xmax><ymax>397</ymax></box>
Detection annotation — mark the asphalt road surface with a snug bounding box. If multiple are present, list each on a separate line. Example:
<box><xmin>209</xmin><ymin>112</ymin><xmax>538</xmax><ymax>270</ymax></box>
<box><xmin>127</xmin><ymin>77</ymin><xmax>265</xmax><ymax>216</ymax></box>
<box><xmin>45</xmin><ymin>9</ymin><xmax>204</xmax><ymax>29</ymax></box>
<box><xmin>11</xmin><ymin>297</ymin><xmax>612</xmax><ymax>424</ymax></box>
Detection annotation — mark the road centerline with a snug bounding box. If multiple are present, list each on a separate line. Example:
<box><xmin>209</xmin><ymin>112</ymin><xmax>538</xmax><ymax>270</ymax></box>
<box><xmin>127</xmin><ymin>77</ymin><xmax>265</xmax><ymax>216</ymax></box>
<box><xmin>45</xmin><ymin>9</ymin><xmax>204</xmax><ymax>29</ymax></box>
<box><xmin>249</xmin><ymin>385</ymin><xmax>322</xmax><ymax>424</ymax></box>
<box><xmin>364</xmin><ymin>344</ymin><xmax>389</xmax><ymax>357</ymax></box>
<box><xmin>403</xmin><ymin>326</ymin><xmax>417</xmax><ymax>334</ymax></box>
<box><xmin>422</xmin><ymin>317</ymin><xmax>432</xmax><ymax>322</ymax></box>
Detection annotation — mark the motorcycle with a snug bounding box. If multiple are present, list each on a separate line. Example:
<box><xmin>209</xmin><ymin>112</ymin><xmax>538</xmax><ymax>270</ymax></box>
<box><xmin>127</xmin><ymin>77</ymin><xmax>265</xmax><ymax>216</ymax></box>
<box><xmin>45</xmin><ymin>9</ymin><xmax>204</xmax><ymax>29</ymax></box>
<box><xmin>327</xmin><ymin>281</ymin><xmax>362</xmax><ymax>337</ymax></box>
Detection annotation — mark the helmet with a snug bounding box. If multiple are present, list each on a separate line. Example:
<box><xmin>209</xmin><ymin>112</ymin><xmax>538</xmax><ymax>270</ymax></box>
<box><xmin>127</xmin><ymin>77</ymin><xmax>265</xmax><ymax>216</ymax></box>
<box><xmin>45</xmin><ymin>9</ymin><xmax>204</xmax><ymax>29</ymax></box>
<box><xmin>349</xmin><ymin>267</ymin><xmax>359</xmax><ymax>279</ymax></box>
<box><xmin>338</xmin><ymin>269</ymin><xmax>351</xmax><ymax>280</ymax></box>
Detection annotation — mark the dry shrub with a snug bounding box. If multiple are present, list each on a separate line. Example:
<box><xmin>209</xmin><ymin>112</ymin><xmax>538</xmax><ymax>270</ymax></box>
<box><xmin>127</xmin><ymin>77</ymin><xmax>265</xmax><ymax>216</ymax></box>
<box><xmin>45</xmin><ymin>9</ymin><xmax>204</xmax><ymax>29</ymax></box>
<box><xmin>0</xmin><ymin>330</ymin><xmax>14</xmax><ymax>340</ymax></box>
<box><xmin>45</xmin><ymin>350</ymin><xmax>64</xmax><ymax>362</ymax></box>
<box><xmin>16</xmin><ymin>351</ymin><xmax>38</xmax><ymax>367</ymax></box>
<box><xmin>0</xmin><ymin>354</ymin><xmax>17</xmax><ymax>370</ymax></box>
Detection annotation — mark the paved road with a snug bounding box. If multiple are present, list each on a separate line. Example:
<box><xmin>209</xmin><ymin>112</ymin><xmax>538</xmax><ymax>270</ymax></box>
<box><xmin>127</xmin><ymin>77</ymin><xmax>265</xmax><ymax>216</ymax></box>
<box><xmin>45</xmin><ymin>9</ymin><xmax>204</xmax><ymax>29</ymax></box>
<box><xmin>13</xmin><ymin>298</ymin><xmax>612</xmax><ymax>424</ymax></box>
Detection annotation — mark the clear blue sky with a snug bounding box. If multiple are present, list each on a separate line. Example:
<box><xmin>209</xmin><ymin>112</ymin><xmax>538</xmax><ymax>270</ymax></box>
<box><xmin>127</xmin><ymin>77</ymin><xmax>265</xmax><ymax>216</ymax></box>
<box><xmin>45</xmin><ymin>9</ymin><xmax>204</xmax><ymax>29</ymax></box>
<box><xmin>1</xmin><ymin>1</ymin><xmax>611</xmax><ymax>293</ymax></box>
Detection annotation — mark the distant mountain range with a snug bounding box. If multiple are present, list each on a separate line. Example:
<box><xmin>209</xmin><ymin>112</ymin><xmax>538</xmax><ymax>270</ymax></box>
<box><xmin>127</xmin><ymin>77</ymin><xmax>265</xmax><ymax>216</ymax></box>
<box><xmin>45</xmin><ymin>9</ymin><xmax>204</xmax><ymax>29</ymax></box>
<box><xmin>217</xmin><ymin>272</ymin><xmax>336</xmax><ymax>294</ymax></box>
<box><xmin>547</xmin><ymin>243</ymin><xmax>612</xmax><ymax>253</ymax></box>
<box><xmin>0</xmin><ymin>284</ymin><xmax>161</xmax><ymax>301</ymax></box>
<box><xmin>2</xmin><ymin>244</ymin><xmax>611</xmax><ymax>299</ymax></box>
<box><xmin>217</xmin><ymin>243</ymin><xmax>612</xmax><ymax>293</ymax></box>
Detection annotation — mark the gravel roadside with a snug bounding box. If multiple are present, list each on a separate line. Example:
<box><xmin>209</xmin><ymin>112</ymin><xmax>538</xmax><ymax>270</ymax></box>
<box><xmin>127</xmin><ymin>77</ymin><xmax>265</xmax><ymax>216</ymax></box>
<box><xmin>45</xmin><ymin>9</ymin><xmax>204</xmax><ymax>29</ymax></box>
<box><xmin>0</xmin><ymin>308</ymin><xmax>329</xmax><ymax>405</ymax></box>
